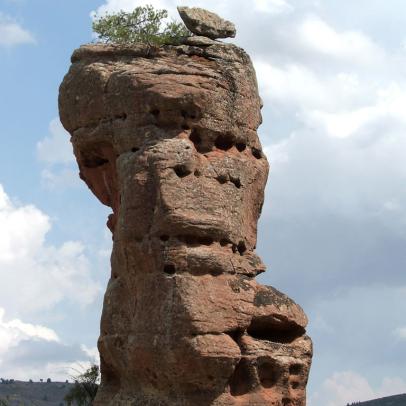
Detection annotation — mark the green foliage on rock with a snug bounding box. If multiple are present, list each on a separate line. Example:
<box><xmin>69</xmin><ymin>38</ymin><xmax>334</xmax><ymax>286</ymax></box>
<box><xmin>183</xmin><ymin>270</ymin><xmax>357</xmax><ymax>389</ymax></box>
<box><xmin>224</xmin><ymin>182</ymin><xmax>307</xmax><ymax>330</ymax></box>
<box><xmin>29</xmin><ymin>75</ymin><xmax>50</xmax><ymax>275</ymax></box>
<box><xmin>64</xmin><ymin>364</ymin><xmax>99</xmax><ymax>406</ymax></box>
<box><xmin>92</xmin><ymin>5</ymin><xmax>189</xmax><ymax>46</ymax></box>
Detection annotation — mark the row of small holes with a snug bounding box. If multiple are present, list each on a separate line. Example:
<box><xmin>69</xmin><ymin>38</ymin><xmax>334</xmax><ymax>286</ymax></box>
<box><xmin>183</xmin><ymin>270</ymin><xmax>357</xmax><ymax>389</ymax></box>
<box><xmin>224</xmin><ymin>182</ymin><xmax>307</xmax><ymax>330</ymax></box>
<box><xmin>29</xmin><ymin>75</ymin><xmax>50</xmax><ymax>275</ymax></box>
<box><xmin>160</xmin><ymin>235</ymin><xmax>246</xmax><ymax>257</ymax></box>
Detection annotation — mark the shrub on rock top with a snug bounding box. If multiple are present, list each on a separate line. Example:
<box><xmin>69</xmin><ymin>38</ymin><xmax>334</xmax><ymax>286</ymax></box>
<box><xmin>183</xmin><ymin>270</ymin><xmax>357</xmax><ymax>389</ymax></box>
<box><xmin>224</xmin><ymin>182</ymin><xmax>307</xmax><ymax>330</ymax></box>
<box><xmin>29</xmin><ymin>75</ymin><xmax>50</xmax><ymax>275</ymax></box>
<box><xmin>92</xmin><ymin>5</ymin><xmax>189</xmax><ymax>45</ymax></box>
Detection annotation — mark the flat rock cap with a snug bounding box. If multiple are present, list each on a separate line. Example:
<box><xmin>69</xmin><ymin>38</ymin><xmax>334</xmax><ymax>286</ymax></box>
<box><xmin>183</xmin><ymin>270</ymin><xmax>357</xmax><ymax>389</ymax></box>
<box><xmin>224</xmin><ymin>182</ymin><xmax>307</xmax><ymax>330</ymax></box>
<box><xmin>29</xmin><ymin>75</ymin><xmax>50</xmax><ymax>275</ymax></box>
<box><xmin>177</xmin><ymin>6</ymin><xmax>236</xmax><ymax>39</ymax></box>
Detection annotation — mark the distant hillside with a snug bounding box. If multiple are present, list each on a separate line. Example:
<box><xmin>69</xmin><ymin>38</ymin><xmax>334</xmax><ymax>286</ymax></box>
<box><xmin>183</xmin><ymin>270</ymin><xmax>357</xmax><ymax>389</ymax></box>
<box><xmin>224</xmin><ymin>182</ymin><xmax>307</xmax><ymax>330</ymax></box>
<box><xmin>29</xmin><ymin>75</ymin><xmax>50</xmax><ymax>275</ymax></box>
<box><xmin>348</xmin><ymin>393</ymin><xmax>406</xmax><ymax>406</ymax></box>
<box><xmin>0</xmin><ymin>380</ymin><xmax>74</xmax><ymax>406</ymax></box>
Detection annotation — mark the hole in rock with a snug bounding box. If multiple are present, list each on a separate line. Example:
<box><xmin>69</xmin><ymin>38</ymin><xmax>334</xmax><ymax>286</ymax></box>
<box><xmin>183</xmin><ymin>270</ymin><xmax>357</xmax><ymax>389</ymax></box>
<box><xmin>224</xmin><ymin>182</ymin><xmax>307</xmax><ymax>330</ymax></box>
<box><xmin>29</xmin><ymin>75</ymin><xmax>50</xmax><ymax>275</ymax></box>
<box><xmin>194</xmin><ymin>170</ymin><xmax>201</xmax><ymax>177</ymax></box>
<box><xmin>220</xmin><ymin>239</ymin><xmax>229</xmax><ymax>247</ymax></box>
<box><xmin>198</xmin><ymin>236</ymin><xmax>214</xmax><ymax>246</ymax></box>
<box><xmin>163</xmin><ymin>264</ymin><xmax>176</xmax><ymax>275</ymax></box>
<box><xmin>229</xmin><ymin>358</ymin><xmax>256</xmax><ymax>396</ymax></box>
<box><xmin>209</xmin><ymin>269</ymin><xmax>222</xmax><ymax>277</ymax></box>
<box><xmin>150</xmin><ymin>109</ymin><xmax>160</xmax><ymax>117</ymax></box>
<box><xmin>182</xmin><ymin>235</ymin><xmax>198</xmax><ymax>245</ymax></box>
<box><xmin>182</xmin><ymin>124</ymin><xmax>190</xmax><ymax>130</ymax></box>
<box><xmin>291</xmin><ymin>381</ymin><xmax>300</xmax><ymax>389</ymax></box>
<box><xmin>83</xmin><ymin>156</ymin><xmax>109</xmax><ymax>168</ymax></box>
<box><xmin>174</xmin><ymin>165</ymin><xmax>192</xmax><ymax>178</ymax></box>
<box><xmin>216</xmin><ymin>174</ymin><xmax>228</xmax><ymax>184</ymax></box>
<box><xmin>289</xmin><ymin>364</ymin><xmax>302</xmax><ymax>375</ymax></box>
<box><xmin>230</xmin><ymin>177</ymin><xmax>241</xmax><ymax>189</ymax></box>
<box><xmin>236</xmin><ymin>143</ymin><xmax>246</xmax><ymax>152</ymax></box>
<box><xmin>160</xmin><ymin>235</ymin><xmax>170</xmax><ymax>242</ymax></box>
<box><xmin>258</xmin><ymin>360</ymin><xmax>280</xmax><ymax>388</ymax></box>
<box><xmin>131</xmin><ymin>147</ymin><xmax>139</xmax><ymax>153</ymax></box>
<box><xmin>247</xmin><ymin>318</ymin><xmax>305</xmax><ymax>344</ymax></box>
<box><xmin>115</xmin><ymin>113</ymin><xmax>127</xmax><ymax>120</ymax></box>
<box><xmin>282</xmin><ymin>398</ymin><xmax>293</xmax><ymax>406</ymax></box>
<box><xmin>251</xmin><ymin>147</ymin><xmax>262</xmax><ymax>159</ymax></box>
<box><xmin>181</xmin><ymin>110</ymin><xmax>188</xmax><ymax>118</ymax></box>
<box><xmin>227</xmin><ymin>328</ymin><xmax>244</xmax><ymax>342</ymax></box>
<box><xmin>215</xmin><ymin>134</ymin><xmax>234</xmax><ymax>151</ymax></box>
<box><xmin>190</xmin><ymin>129</ymin><xmax>202</xmax><ymax>146</ymax></box>
<box><xmin>232</xmin><ymin>245</ymin><xmax>238</xmax><ymax>254</ymax></box>
<box><xmin>237</xmin><ymin>241</ymin><xmax>246</xmax><ymax>255</ymax></box>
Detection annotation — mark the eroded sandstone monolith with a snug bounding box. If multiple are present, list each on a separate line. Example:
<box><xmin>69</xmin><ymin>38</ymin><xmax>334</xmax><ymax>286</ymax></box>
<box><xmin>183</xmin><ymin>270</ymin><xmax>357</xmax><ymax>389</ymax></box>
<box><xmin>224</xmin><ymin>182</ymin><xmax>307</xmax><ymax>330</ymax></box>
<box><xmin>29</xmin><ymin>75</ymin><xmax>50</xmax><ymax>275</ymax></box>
<box><xmin>59</xmin><ymin>30</ymin><xmax>312</xmax><ymax>406</ymax></box>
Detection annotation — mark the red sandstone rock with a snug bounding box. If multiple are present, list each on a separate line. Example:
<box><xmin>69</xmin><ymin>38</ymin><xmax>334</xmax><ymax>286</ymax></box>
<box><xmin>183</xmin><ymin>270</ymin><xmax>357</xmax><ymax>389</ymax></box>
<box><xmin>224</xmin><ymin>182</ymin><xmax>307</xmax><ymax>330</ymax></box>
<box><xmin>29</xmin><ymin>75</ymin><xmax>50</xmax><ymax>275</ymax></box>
<box><xmin>59</xmin><ymin>39</ymin><xmax>312</xmax><ymax>406</ymax></box>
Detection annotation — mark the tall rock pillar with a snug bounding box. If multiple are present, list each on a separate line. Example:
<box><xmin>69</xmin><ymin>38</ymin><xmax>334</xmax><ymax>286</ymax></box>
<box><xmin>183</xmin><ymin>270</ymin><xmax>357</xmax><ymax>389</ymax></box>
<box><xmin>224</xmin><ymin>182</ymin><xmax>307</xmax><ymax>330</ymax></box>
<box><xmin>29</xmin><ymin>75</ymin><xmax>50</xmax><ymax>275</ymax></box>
<box><xmin>59</xmin><ymin>22</ymin><xmax>312</xmax><ymax>406</ymax></box>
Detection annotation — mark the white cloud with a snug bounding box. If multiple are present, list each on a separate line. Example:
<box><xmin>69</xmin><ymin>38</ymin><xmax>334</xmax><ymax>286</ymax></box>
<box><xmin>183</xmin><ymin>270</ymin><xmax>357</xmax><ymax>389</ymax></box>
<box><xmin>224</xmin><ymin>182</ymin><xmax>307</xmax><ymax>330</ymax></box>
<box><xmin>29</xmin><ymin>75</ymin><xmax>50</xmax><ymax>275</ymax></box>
<box><xmin>394</xmin><ymin>326</ymin><xmax>406</xmax><ymax>340</ymax></box>
<box><xmin>0</xmin><ymin>307</ymin><xmax>58</xmax><ymax>356</ymax></box>
<box><xmin>310</xmin><ymin>371</ymin><xmax>406</xmax><ymax>406</ymax></box>
<box><xmin>0</xmin><ymin>184</ymin><xmax>101</xmax><ymax>317</ymax></box>
<box><xmin>93</xmin><ymin>0</ymin><xmax>177</xmax><ymax>18</ymax></box>
<box><xmin>298</xmin><ymin>15</ymin><xmax>384</xmax><ymax>65</ymax></box>
<box><xmin>0</xmin><ymin>13</ymin><xmax>35</xmax><ymax>47</ymax></box>
<box><xmin>0</xmin><ymin>308</ymin><xmax>92</xmax><ymax>381</ymax></box>
<box><xmin>81</xmin><ymin>345</ymin><xmax>100</xmax><ymax>365</ymax></box>
<box><xmin>254</xmin><ymin>0</ymin><xmax>293</xmax><ymax>14</ymax></box>
<box><xmin>40</xmin><ymin>168</ymin><xmax>80</xmax><ymax>190</ymax></box>
<box><xmin>37</xmin><ymin>118</ymin><xmax>79</xmax><ymax>189</ymax></box>
<box><xmin>37</xmin><ymin>119</ymin><xmax>74</xmax><ymax>165</ymax></box>
<box><xmin>303</xmin><ymin>83</ymin><xmax>406</xmax><ymax>138</ymax></box>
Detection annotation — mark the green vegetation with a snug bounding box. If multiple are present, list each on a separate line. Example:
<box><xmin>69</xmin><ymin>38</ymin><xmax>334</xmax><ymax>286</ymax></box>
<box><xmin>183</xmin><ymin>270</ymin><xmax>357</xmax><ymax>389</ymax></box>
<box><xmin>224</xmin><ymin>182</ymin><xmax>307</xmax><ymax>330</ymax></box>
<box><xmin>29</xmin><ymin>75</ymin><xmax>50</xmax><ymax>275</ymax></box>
<box><xmin>64</xmin><ymin>364</ymin><xmax>100</xmax><ymax>406</ymax></box>
<box><xmin>347</xmin><ymin>394</ymin><xmax>406</xmax><ymax>406</ymax></box>
<box><xmin>92</xmin><ymin>5</ymin><xmax>189</xmax><ymax>46</ymax></box>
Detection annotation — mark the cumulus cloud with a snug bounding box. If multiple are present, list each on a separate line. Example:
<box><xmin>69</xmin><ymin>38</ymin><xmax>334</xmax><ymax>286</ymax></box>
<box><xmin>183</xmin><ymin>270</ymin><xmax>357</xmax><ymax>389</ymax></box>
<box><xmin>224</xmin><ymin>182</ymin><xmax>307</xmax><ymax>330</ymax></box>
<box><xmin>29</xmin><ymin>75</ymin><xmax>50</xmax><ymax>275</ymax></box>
<box><xmin>0</xmin><ymin>307</ymin><xmax>59</xmax><ymax>356</ymax></box>
<box><xmin>297</xmin><ymin>15</ymin><xmax>384</xmax><ymax>66</ymax></box>
<box><xmin>37</xmin><ymin>119</ymin><xmax>74</xmax><ymax>165</ymax></box>
<box><xmin>92</xmin><ymin>0</ymin><xmax>291</xmax><ymax>23</ymax></box>
<box><xmin>40</xmin><ymin>168</ymin><xmax>79</xmax><ymax>190</ymax></box>
<box><xmin>253</xmin><ymin>0</ymin><xmax>293</xmax><ymax>14</ymax></box>
<box><xmin>0</xmin><ymin>13</ymin><xmax>35</xmax><ymax>47</ymax></box>
<box><xmin>0</xmin><ymin>308</ymin><xmax>95</xmax><ymax>381</ymax></box>
<box><xmin>0</xmin><ymin>184</ymin><xmax>101</xmax><ymax>317</ymax></box>
<box><xmin>1</xmin><ymin>335</ymin><xmax>97</xmax><ymax>381</ymax></box>
<box><xmin>310</xmin><ymin>371</ymin><xmax>406</xmax><ymax>406</ymax></box>
<box><xmin>93</xmin><ymin>0</ymin><xmax>178</xmax><ymax>18</ymax></box>
<box><xmin>36</xmin><ymin>118</ymin><xmax>80</xmax><ymax>189</ymax></box>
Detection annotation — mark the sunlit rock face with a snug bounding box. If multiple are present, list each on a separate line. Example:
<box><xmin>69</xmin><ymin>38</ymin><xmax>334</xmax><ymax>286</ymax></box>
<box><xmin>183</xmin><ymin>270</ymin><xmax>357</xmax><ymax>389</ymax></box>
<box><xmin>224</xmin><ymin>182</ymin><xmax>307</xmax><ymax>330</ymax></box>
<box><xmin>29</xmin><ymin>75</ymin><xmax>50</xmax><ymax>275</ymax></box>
<box><xmin>59</xmin><ymin>40</ymin><xmax>312</xmax><ymax>406</ymax></box>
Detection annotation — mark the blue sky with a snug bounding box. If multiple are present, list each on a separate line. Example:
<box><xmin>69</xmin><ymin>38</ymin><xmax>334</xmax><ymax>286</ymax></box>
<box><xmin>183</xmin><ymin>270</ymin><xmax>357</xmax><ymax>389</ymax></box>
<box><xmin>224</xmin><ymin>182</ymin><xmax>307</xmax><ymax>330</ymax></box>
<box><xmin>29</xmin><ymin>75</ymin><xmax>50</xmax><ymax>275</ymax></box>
<box><xmin>1</xmin><ymin>1</ymin><xmax>406</xmax><ymax>405</ymax></box>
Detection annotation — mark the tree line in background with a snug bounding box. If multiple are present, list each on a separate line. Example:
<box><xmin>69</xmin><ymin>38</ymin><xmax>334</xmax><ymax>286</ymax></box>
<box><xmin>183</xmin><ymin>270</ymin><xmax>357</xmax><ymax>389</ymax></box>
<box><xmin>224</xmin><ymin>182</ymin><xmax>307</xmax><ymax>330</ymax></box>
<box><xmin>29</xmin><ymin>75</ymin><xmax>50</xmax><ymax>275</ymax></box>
<box><xmin>0</xmin><ymin>364</ymin><xmax>99</xmax><ymax>405</ymax></box>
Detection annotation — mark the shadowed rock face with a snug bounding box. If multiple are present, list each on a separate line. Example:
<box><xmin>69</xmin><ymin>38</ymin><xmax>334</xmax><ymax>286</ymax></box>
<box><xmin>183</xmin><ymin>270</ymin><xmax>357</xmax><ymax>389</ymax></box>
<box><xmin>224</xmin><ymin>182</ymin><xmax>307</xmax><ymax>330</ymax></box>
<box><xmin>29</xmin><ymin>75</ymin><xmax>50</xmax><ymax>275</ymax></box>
<box><xmin>59</xmin><ymin>41</ymin><xmax>312</xmax><ymax>406</ymax></box>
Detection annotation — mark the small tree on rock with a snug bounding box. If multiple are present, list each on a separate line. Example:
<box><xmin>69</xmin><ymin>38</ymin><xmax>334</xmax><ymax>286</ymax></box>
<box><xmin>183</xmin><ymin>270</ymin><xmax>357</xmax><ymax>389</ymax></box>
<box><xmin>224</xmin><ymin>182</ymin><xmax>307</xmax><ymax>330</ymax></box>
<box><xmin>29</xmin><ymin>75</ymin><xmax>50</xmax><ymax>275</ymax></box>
<box><xmin>92</xmin><ymin>5</ymin><xmax>189</xmax><ymax>46</ymax></box>
<box><xmin>64</xmin><ymin>364</ymin><xmax>100</xmax><ymax>406</ymax></box>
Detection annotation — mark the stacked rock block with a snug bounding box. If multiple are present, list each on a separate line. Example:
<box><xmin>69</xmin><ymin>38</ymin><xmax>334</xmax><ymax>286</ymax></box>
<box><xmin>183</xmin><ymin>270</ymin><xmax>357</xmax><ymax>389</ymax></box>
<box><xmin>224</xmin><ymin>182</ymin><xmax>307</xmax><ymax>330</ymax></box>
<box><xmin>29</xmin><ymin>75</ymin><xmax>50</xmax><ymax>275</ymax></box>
<box><xmin>59</xmin><ymin>7</ymin><xmax>312</xmax><ymax>406</ymax></box>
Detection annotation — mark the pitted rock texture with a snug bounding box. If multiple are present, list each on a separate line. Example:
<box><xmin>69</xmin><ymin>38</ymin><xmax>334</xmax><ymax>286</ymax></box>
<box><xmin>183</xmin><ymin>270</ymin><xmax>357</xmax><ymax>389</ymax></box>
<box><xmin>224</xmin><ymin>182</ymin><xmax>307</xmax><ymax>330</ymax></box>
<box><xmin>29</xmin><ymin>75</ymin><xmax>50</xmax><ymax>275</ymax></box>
<box><xmin>177</xmin><ymin>6</ymin><xmax>236</xmax><ymax>39</ymax></box>
<box><xmin>59</xmin><ymin>40</ymin><xmax>312</xmax><ymax>406</ymax></box>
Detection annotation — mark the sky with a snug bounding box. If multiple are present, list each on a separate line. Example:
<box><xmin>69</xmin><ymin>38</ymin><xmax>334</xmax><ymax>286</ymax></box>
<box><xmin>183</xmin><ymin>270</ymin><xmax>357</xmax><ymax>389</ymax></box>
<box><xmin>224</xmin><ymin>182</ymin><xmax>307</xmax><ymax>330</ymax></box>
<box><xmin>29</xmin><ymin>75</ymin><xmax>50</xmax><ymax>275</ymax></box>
<box><xmin>0</xmin><ymin>0</ymin><xmax>405</xmax><ymax>405</ymax></box>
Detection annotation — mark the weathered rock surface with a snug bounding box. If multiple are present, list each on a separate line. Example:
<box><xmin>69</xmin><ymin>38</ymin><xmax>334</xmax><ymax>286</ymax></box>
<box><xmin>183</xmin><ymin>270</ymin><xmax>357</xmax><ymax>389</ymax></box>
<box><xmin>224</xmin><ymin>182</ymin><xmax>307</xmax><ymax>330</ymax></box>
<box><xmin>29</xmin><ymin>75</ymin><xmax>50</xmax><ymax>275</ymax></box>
<box><xmin>59</xmin><ymin>38</ymin><xmax>312</xmax><ymax>406</ymax></box>
<box><xmin>177</xmin><ymin>6</ymin><xmax>236</xmax><ymax>39</ymax></box>
<box><xmin>182</xmin><ymin>35</ymin><xmax>219</xmax><ymax>46</ymax></box>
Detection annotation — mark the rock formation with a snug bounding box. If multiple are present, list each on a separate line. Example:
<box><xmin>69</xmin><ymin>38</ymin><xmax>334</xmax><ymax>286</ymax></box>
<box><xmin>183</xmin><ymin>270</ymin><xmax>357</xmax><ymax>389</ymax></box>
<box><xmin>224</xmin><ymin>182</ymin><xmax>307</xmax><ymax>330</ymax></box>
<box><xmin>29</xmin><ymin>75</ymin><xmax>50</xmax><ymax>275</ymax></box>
<box><xmin>177</xmin><ymin>6</ymin><xmax>236</xmax><ymax>39</ymax></box>
<box><xmin>59</xmin><ymin>10</ymin><xmax>312</xmax><ymax>406</ymax></box>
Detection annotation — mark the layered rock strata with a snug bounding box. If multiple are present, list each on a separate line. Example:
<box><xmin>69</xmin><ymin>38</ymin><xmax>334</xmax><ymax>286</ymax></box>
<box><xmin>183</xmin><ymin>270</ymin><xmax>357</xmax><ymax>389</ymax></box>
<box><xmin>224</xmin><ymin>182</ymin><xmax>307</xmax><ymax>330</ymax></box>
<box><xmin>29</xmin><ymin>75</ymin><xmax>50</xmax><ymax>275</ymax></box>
<box><xmin>59</xmin><ymin>39</ymin><xmax>312</xmax><ymax>406</ymax></box>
